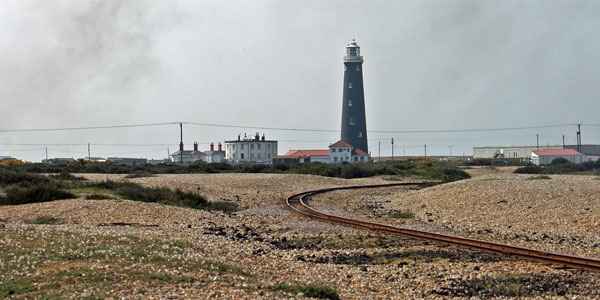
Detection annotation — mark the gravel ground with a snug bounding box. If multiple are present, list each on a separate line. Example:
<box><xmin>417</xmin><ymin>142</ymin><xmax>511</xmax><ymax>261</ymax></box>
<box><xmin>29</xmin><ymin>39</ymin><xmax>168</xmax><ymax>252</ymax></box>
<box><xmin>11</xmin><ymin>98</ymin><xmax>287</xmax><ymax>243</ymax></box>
<box><xmin>1</xmin><ymin>173</ymin><xmax>599</xmax><ymax>299</ymax></box>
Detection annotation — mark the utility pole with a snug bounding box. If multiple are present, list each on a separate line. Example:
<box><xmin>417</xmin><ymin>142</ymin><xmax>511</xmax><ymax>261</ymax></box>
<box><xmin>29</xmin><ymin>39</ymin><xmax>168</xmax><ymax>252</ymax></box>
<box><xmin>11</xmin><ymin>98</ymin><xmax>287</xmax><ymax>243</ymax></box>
<box><xmin>391</xmin><ymin>138</ymin><xmax>394</xmax><ymax>160</ymax></box>
<box><xmin>536</xmin><ymin>134</ymin><xmax>539</xmax><ymax>150</ymax></box>
<box><xmin>167</xmin><ymin>148</ymin><xmax>170</xmax><ymax>160</ymax></box>
<box><xmin>424</xmin><ymin>144</ymin><xmax>427</xmax><ymax>158</ymax></box>
<box><xmin>180</xmin><ymin>122</ymin><xmax>183</xmax><ymax>166</ymax></box>
<box><xmin>87</xmin><ymin>143</ymin><xmax>91</xmax><ymax>160</ymax></box>
<box><xmin>378</xmin><ymin>141</ymin><xmax>380</xmax><ymax>161</ymax></box>
<box><xmin>449</xmin><ymin>146</ymin><xmax>453</xmax><ymax>157</ymax></box>
<box><xmin>562</xmin><ymin>135</ymin><xmax>565</xmax><ymax>148</ymax></box>
<box><xmin>576</xmin><ymin>124</ymin><xmax>581</xmax><ymax>153</ymax></box>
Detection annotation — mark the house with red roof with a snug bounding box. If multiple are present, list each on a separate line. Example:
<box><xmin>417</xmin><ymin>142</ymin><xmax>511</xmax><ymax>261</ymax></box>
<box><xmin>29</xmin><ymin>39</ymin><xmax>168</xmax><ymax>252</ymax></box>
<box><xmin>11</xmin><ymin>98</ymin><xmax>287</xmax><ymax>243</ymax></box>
<box><xmin>531</xmin><ymin>149</ymin><xmax>585</xmax><ymax>165</ymax></box>
<box><xmin>329</xmin><ymin>140</ymin><xmax>370</xmax><ymax>164</ymax></box>
<box><xmin>273</xmin><ymin>150</ymin><xmax>330</xmax><ymax>164</ymax></box>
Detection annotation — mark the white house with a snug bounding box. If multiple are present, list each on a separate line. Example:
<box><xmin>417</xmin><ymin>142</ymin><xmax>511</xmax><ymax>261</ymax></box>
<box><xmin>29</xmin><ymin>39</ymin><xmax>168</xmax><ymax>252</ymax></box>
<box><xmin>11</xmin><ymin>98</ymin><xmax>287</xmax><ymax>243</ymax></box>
<box><xmin>225</xmin><ymin>133</ymin><xmax>277</xmax><ymax>164</ymax></box>
<box><xmin>171</xmin><ymin>142</ymin><xmax>225</xmax><ymax>164</ymax></box>
<box><xmin>531</xmin><ymin>149</ymin><xmax>585</xmax><ymax>165</ymax></box>
<box><xmin>329</xmin><ymin>140</ymin><xmax>370</xmax><ymax>164</ymax></box>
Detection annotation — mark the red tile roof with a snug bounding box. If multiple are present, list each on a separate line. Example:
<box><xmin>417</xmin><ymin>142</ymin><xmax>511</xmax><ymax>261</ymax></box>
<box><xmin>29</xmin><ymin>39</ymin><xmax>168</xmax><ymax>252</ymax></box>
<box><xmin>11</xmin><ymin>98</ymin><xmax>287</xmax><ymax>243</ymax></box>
<box><xmin>283</xmin><ymin>150</ymin><xmax>330</xmax><ymax>158</ymax></box>
<box><xmin>352</xmin><ymin>149</ymin><xmax>368</xmax><ymax>156</ymax></box>
<box><xmin>532</xmin><ymin>149</ymin><xmax>582</xmax><ymax>156</ymax></box>
<box><xmin>329</xmin><ymin>140</ymin><xmax>352</xmax><ymax>148</ymax></box>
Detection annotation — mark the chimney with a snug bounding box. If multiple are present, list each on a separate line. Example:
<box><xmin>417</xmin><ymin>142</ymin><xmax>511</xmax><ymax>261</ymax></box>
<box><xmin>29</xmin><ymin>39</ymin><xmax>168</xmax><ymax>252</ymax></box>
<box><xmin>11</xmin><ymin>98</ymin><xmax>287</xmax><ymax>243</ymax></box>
<box><xmin>262</xmin><ymin>134</ymin><xmax>265</xmax><ymax>141</ymax></box>
<box><xmin>255</xmin><ymin>132</ymin><xmax>259</xmax><ymax>141</ymax></box>
<box><xmin>179</xmin><ymin>142</ymin><xmax>184</xmax><ymax>151</ymax></box>
<box><xmin>210</xmin><ymin>143</ymin><xmax>214</xmax><ymax>151</ymax></box>
<box><xmin>218</xmin><ymin>143</ymin><xmax>222</xmax><ymax>151</ymax></box>
<box><xmin>238</xmin><ymin>134</ymin><xmax>241</xmax><ymax>141</ymax></box>
<box><xmin>193</xmin><ymin>142</ymin><xmax>198</xmax><ymax>151</ymax></box>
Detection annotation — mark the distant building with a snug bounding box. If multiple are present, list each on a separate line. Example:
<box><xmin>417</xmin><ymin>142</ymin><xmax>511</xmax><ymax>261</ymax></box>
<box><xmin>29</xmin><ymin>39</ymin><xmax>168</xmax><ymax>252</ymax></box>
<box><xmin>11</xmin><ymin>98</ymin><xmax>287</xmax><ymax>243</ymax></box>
<box><xmin>225</xmin><ymin>133</ymin><xmax>277</xmax><ymax>164</ymax></box>
<box><xmin>42</xmin><ymin>158</ymin><xmax>76</xmax><ymax>164</ymax></box>
<box><xmin>474</xmin><ymin>144</ymin><xmax>600</xmax><ymax>160</ymax></box>
<box><xmin>85</xmin><ymin>157</ymin><xmax>106</xmax><ymax>163</ymax></box>
<box><xmin>531</xmin><ymin>149</ymin><xmax>583</xmax><ymax>165</ymax></box>
<box><xmin>273</xmin><ymin>150</ymin><xmax>330</xmax><ymax>164</ymax></box>
<box><xmin>170</xmin><ymin>142</ymin><xmax>224</xmax><ymax>164</ymax></box>
<box><xmin>108</xmin><ymin>157</ymin><xmax>148</xmax><ymax>165</ymax></box>
<box><xmin>329</xmin><ymin>140</ymin><xmax>369</xmax><ymax>164</ymax></box>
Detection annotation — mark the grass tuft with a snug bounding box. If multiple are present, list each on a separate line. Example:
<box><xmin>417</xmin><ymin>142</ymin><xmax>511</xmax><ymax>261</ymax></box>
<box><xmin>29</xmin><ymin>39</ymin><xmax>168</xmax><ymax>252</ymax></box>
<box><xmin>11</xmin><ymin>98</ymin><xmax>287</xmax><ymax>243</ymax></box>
<box><xmin>26</xmin><ymin>217</ymin><xmax>62</xmax><ymax>225</ymax></box>
<box><xmin>268</xmin><ymin>283</ymin><xmax>340</xmax><ymax>300</ymax></box>
<box><xmin>389</xmin><ymin>211</ymin><xmax>414</xmax><ymax>219</ymax></box>
<box><xmin>526</xmin><ymin>175</ymin><xmax>551</xmax><ymax>181</ymax></box>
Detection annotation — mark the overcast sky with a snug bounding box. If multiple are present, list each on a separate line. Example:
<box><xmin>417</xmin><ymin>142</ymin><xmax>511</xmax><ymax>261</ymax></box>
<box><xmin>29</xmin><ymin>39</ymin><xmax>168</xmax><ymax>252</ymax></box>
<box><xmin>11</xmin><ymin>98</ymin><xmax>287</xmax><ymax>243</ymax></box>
<box><xmin>1</xmin><ymin>0</ymin><xmax>600</xmax><ymax>161</ymax></box>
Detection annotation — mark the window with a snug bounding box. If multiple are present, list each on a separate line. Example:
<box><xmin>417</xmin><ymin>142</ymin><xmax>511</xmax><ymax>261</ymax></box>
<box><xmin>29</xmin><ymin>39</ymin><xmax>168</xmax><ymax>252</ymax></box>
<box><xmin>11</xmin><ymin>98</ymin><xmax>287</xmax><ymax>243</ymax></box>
<box><xmin>257</xmin><ymin>153</ymin><xmax>261</xmax><ymax>159</ymax></box>
<box><xmin>358</xmin><ymin>131</ymin><xmax>362</xmax><ymax>137</ymax></box>
<box><xmin>267</xmin><ymin>144</ymin><xmax>271</xmax><ymax>150</ymax></box>
<box><xmin>348</xmin><ymin>100</ymin><xmax>352</xmax><ymax>106</ymax></box>
<box><xmin>251</xmin><ymin>144</ymin><xmax>254</xmax><ymax>150</ymax></box>
<box><xmin>356</xmin><ymin>65</ymin><xmax>360</xmax><ymax>71</ymax></box>
<box><xmin>232</xmin><ymin>144</ymin><xmax>236</xmax><ymax>150</ymax></box>
<box><xmin>258</xmin><ymin>144</ymin><xmax>261</xmax><ymax>150</ymax></box>
<box><xmin>332</xmin><ymin>148</ymin><xmax>336</xmax><ymax>152</ymax></box>
<box><xmin>334</xmin><ymin>157</ymin><xmax>338</xmax><ymax>162</ymax></box>
<box><xmin>349</xmin><ymin>116</ymin><xmax>355</xmax><ymax>125</ymax></box>
<box><xmin>240</xmin><ymin>144</ymin><xmax>244</xmax><ymax>150</ymax></box>
<box><xmin>241</xmin><ymin>153</ymin><xmax>244</xmax><ymax>159</ymax></box>
<box><xmin>354</xmin><ymin>157</ymin><xmax>358</xmax><ymax>161</ymax></box>
<box><xmin>360</xmin><ymin>156</ymin><xmax>364</xmax><ymax>161</ymax></box>
<box><xmin>349</xmin><ymin>82</ymin><xmax>353</xmax><ymax>88</ymax></box>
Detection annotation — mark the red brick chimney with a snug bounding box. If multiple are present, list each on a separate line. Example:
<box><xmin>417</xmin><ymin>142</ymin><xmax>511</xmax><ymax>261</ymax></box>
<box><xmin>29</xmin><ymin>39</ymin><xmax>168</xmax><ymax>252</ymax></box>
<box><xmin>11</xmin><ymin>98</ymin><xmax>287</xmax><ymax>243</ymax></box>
<box><xmin>210</xmin><ymin>143</ymin><xmax>214</xmax><ymax>151</ymax></box>
<box><xmin>218</xmin><ymin>143</ymin><xmax>222</xmax><ymax>151</ymax></box>
<box><xmin>179</xmin><ymin>142</ymin><xmax>184</xmax><ymax>151</ymax></box>
<box><xmin>193</xmin><ymin>142</ymin><xmax>198</xmax><ymax>151</ymax></box>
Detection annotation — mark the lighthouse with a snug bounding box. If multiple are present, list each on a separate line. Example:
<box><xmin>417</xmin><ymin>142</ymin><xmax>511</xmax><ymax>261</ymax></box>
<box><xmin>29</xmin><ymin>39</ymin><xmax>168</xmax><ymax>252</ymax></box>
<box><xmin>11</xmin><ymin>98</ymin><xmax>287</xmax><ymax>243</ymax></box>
<box><xmin>340</xmin><ymin>39</ymin><xmax>368</xmax><ymax>154</ymax></box>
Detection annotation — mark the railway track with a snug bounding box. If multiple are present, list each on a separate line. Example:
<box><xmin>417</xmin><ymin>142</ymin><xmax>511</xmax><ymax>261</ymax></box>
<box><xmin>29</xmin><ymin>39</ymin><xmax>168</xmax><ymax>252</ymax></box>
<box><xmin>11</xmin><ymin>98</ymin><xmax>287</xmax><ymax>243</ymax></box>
<box><xmin>286</xmin><ymin>182</ymin><xmax>600</xmax><ymax>273</ymax></box>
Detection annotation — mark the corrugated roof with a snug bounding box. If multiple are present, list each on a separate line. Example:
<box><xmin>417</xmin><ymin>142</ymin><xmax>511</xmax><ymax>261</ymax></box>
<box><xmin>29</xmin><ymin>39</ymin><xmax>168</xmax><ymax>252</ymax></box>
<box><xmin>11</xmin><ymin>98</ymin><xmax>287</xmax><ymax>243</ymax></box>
<box><xmin>329</xmin><ymin>140</ymin><xmax>352</xmax><ymax>148</ymax></box>
<box><xmin>532</xmin><ymin>149</ymin><xmax>582</xmax><ymax>156</ymax></box>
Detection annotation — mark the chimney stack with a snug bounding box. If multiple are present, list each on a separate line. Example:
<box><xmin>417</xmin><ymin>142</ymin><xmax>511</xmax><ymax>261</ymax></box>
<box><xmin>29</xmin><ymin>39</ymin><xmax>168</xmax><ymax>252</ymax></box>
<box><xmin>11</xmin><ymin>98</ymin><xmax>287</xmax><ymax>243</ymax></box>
<box><xmin>179</xmin><ymin>142</ymin><xmax>184</xmax><ymax>151</ymax></box>
<box><xmin>262</xmin><ymin>134</ymin><xmax>265</xmax><ymax>141</ymax></box>
<box><xmin>210</xmin><ymin>143</ymin><xmax>214</xmax><ymax>151</ymax></box>
<box><xmin>193</xmin><ymin>142</ymin><xmax>198</xmax><ymax>151</ymax></box>
<box><xmin>218</xmin><ymin>143</ymin><xmax>222</xmax><ymax>151</ymax></box>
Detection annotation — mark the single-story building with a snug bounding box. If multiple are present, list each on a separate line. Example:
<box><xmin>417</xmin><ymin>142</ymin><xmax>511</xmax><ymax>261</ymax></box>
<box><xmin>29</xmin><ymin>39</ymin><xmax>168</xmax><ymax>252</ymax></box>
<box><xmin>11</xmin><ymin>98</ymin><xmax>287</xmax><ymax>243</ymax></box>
<box><xmin>531</xmin><ymin>149</ymin><xmax>585</xmax><ymax>165</ymax></box>
<box><xmin>273</xmin><ymin>150</ymin><xmax>330</xmax><ymax>164</ymax></box>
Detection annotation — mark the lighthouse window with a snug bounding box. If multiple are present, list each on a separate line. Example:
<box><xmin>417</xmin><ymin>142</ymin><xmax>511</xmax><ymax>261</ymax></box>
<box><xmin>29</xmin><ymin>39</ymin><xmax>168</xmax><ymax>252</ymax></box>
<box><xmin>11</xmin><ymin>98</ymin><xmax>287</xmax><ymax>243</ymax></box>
<box><xmin>349</xmin><ymin>116</ymin><xmax>355</xmax><ymax>125</ymax></box>
<box><xmin>356</xmin><ymin>65</ymin><xmax>360</xmax><ymax>71</ymax></box>
<box><xmin>359</xmin><ymin>131</ymin><xmax>363</xmax><ymax>137</ymax></box>
<box><xmin>348</xmin><ymin>100</ymin><xmax>352</xmax><ymax>106</ymax></box>
<box><xmin>349</xmin><ymin>83</ymin><xmax>353</xmax><ymax>88</ymax></box>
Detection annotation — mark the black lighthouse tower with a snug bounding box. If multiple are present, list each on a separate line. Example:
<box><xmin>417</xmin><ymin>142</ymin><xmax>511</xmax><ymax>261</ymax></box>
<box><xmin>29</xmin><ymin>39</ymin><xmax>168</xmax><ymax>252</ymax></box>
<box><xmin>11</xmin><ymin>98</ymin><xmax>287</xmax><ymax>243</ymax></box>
<box><xmin>340</xmin><ymin>39</ymin><xmax>368</xmax><ymax>153</ymax></box>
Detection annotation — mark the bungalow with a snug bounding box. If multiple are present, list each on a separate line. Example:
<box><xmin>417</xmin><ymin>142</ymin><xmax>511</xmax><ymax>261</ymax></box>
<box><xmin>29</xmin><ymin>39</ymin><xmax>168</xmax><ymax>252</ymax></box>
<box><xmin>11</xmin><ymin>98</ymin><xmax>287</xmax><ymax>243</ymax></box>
<box><xmin>329</xmin><ymin>140</ymin><xmax>370</xmax><ymax>164</ymax></box>
<box><xmin>531</xmin><ymin>149</ymin><xmax>584</xmax><ymax>165</ymax></box>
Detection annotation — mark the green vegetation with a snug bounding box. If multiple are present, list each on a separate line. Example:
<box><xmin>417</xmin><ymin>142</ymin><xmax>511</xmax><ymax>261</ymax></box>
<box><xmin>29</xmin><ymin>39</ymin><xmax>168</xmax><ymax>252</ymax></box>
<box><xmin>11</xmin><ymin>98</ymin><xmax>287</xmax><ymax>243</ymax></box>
<box><xmin>0</xmin><ymin>184</ymin><xmax>76</xmax><ymax>205</ymax></box>
<box><xmin>526</xmin><ymin>175</ymin><xmax>552</xmax><ymax>180</ymax></box>
<box><xmin>515</xmin><ymin>158</ymin><xmax>600</xmax><ymax>175</ymax></box>
<box><xmin>389</xmin><ymin>211</ymin><xmax>414</xmax><ymax>219</ymax></box>
<box><xmin>85</xmin><ymin>193</ymin><xmax>114</xmax><ymax>200</ymax></box>
<box><xmin>1</xmin><ymin>160</ymin><xmax>470</xmax><ymax>181</ymax></box>
<box><xmin>0</xmin><ymin>170</ymin><xmax>236</xmax><ymax>212</ymax></box>
<box><xmin>25</xmin><ymin>217</ymin><xmax>62</xmax><ymax>225</ymax></box>
<box><xmin>268</xmin><ymin>283</ymin><xmax>340</xmax><ymax>300</ymax></box>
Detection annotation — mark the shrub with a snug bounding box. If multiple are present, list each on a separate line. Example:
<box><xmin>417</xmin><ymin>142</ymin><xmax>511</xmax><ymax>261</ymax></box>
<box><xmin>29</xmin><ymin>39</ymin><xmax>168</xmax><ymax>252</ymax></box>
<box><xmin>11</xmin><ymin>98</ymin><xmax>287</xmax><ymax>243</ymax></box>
<box><xmin>0</xmin><ymin>170</ymin><xmax>48</xmax><ymax>186</ymax></box>
<box><xmin>124</xmin><ymin>172</ymin><xmax>156</xmax><ymax>179</ymax></box>
<box><xmin>550</xmin><ymin>157</ymin><xmax>570</xmax><ymax>165</ymax></box>
<box><xmin>514</xmin><ymin>165</ymin><xmax>544</xmax><ymax>174</ymax></box>
<box><xmin>0</xmin><ymin>184</ymin><xmax>76</xmax><ymax>205</ymax></box>
<box><xmin>268</xmin><ymin>283</ymin><xmax>340</xmax><ymax>300</ymax></box>
<box><xmin>527</xmin><ymin>175</ymin><xmax>551</xmax><ymax>180</ymax></box>
<box><xmin>49</xmin><ymin>172</ymin><xmax>86</xmax><ymax>181</ymax></box>
<box><xmin>389</xmin><ymin>211</ymin><xmax>414</xmax><ymax>219</ymax></box>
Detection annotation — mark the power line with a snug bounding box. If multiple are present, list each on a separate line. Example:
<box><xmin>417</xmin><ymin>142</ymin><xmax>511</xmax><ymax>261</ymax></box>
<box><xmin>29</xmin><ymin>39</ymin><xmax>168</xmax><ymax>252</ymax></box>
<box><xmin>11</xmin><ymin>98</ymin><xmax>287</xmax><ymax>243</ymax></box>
<box><xmin>0</xmin><ymin>121</ymin><xmax>580</xmax><ymax>134</ymax></box>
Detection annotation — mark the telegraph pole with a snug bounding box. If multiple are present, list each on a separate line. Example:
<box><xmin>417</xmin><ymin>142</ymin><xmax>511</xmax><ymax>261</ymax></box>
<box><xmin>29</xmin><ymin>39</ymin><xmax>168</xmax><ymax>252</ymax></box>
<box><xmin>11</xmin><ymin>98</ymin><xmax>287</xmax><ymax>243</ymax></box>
<box><xmin>424</xmin><ymin>144</ymin><xmax>427</xmax><ymax>158</ymax></box>
<box><xmin>577</xmin><ymin>124</ymin><xmax>582</xmax><ymax>152</ymax></box>
<box><xmin>449</xmin><ymin>146</ymin><xmax>452</xmax><ymax>157</ymax></box>
<box><xmin>562</xmin><ymin>135</ymin><xmax>565</xmax><ymax>148</ymax></box>
<box><xmin>180</xmin><ymin>122</ymin><xmax>183</xmax><ymax>166</ymax></box>
<box><xmin>391</xmin><ymin>138</ymin><xmax>394</xmax><ymax>160</ymax></box>
<box><xmin>87</xmin><ymin>143</ymin><xmax>91</xmax><ymax>160</ymax></box>
<box><xmin>536</xmin><ymin>134</ymin><xmax>539</xmax><ymax>150</ymax></box>
<box><xmin>378</xmin><ymin>141</ymin><xmax>380</xmax><ymax>161</ymax></box>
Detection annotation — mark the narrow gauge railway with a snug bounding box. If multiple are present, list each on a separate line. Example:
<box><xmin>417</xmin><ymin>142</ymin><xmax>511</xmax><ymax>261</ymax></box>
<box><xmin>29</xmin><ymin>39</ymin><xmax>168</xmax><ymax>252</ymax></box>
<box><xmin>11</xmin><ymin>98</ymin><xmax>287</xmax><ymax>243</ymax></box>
<box><xmin>286</xmin><ymin>182</ymin><xmax>600</xmax><ymax>273</ymax></box>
